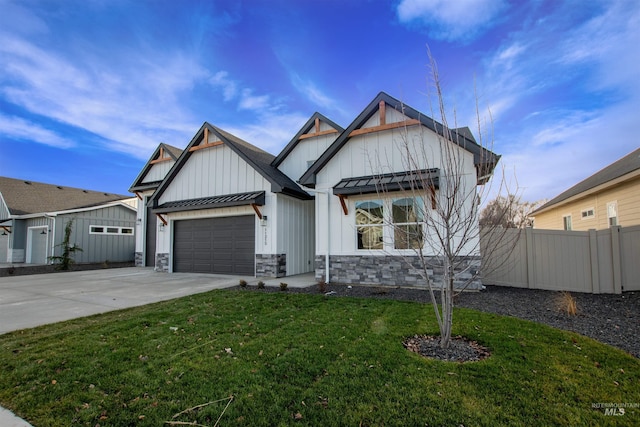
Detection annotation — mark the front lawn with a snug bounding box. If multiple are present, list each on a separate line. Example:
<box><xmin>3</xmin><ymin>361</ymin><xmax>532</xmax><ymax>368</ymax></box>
<box><xmin>0</xmin><ymin>290</ymin><xmax>638</xmax><ymax>426</ymax></box>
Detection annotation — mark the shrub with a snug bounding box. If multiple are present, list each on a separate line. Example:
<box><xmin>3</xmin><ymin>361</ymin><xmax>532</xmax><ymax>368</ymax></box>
<box><xmin>239</xmin><ymin>279</ymin><xmax>247</xmax><ymax>288</ymax></box>
<box><xmin>257</xmin><ymin>281</ymin><xmax>265</xmax><ymax>289</ymax></box>
<box><xmin>317</xmin><ymin>280</ymin><xmax>327</xmax><ymax>293</ymax></box>
<box><xmin>280</xmin><ymin>282</ymin><xmax>288</xmax><ymax>291</ymax></box>
<box><xmin>557</xmin><ymin>291</ymin><xmax>578</xmax><ymax>316</ymax></box>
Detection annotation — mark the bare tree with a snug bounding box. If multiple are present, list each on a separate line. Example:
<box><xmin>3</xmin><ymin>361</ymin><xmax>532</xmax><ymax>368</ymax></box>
<box><xmin>480</xmin><ymin>195</ymin><xmax>544</xmax><ymax>228</ymax></box>
<box><xmin>366</xmin><ymin>52</ymin><xmax>520</xmax><ymax>349</ymax></box>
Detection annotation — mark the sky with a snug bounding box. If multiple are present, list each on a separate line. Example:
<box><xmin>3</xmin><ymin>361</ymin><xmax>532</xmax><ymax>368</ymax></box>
<box><xmin>0</xmin><ymin>0</ymin><xmax>638</xmax><ymax>203</ymax></box>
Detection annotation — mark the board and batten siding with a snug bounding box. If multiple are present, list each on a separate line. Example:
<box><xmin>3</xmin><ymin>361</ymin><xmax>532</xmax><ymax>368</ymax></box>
<box><xmin>0</xmin><ymin>193</ymin><xmax>10</xmax><ymax>220</ymax></box>
<box><xmin>142</xmin><ymin>161</ymin><xmax>175</xmax><ymax>184</ymax></box>
<box><xmin>278</xmin><ymin>122</ymin><xmax>339</xmax><ymax>181</ymax></box>
<box><xmin>54</xmin><ymin>206</ymin><xmax>136</xmax><ymax>263</ymax></box>
<box><xmin>533</xmin><ymin>175</ymin><xmax>640</xmax><ymax>230</ymax></box>
<box><xmin>276</xmin><ymin>195</ymin><xmax>315</xmax><ymax>275</ymax></box>
<box><xmin>25</xmin><ymin>217</ymin><xmax>54</xmax><ymax>262</ymax></box>
<box><xmin>158</xmin><ymin>143</ymin><xmax>271</xmax><ymax>205</ymax></box>
<box><xmin>314</xmin><ymin>109</ymin><xmax>478</xmax><ymax>257</ymax></box>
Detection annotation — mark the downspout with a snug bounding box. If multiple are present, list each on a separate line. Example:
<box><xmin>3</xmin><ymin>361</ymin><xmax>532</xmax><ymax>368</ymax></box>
<box><xmin>44</xmin><ymin>214</ymin><xmax>55</xmax><ymax>264</ymax></box>
<box><xmin>299</xmin><ymin>185</ymin><xmax>331</xmax><ymax>283</ymax></box>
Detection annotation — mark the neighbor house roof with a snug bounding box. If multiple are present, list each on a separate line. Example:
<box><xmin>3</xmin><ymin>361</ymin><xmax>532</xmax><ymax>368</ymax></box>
<box><xmin>150</xmin><ymin>122</ymin><xmax>311</xmax><ymax>208</ymax></box>
<box><xmin>129</xmin><ymin>142</ymin><xmax>183</xmax><ymax>192</ymax></box>
<box><xmin>299</xmin><ymin>92</ymin><xmax>500</xmax><ymax>187</ymax></box>
<box><xmin>271</xmin><ymin>112</ymin><xmax>344</xmax><ymax>167</ymax></box>
<box><xmin>533</xmin><ymin>146</ymin><xmax>640</xmax><ymax>215</ymax></box>
<box><xmin>0</xmin><ymin>176</ymin><xmax>131</xmax><ymax>217</ymax></box>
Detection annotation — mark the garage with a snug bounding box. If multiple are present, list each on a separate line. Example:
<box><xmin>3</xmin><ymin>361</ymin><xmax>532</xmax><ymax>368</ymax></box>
<box><xmin>173</xmin><ymin>215</ymin><xmax>255</xmax><ymax>275</ymax></box>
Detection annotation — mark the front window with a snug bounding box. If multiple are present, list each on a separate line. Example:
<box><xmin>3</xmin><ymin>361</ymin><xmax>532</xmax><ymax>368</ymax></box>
<box><xmin>392</xmin><ymin>197</ymin><xmax>424</xmax><ymax>249</ymax></box>
<box><xmin>356</xmin><ymin>200</ymin><xmax>384</xmax><ymax>249</ymax></box>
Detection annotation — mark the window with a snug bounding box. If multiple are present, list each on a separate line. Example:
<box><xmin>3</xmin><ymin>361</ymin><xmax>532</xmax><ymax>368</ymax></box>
<box><xmin>607</xmin><ymin>201</ymin><xmax>618</xmax><ymax>226</ymax></box>
<box><xmin>356</xmin><ymin>200</ymin><xmax>384</xmax><ymax>249</ymax></box>
<box><xmin>392</xmin><ymin>197</ymin><xmax>424</xmax><ymax>249</ymax></box>
<box><xmin>581</xmin><ymin>208</ymin><xmax>594</xmax><ymax>219</ymax></box>
<box><xmin>90</xmin><ymin>225</ymin><xmax>134</xmax><ymax>235</ymax></box>
<box><xmin>563</xmin><ymin>215</ymin><xmax>572</xmax><ymax>231</ymax></box>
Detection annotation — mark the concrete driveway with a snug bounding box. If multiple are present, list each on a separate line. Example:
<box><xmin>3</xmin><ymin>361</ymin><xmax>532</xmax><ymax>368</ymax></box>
<box><xmin>0</xmin><ymin>267</ymin><xmax>254</xmax><ymax>334</ymax></box>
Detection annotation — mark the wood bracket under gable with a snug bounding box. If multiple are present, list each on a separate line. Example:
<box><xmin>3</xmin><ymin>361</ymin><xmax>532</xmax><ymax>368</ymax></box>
<box><xmin>134</xmin><ymin>191</ymin><xmax>143</xmax><ymax>200</ymax></box>
<box><xmin>348</xmin><ymin>101</ymin><xmax>420</xmax><ymax>137</ymax></box>
<box><xmin>1</xmin><ymin>226</ymin><xmax>11</xmax><ymax>234</ymax></box>
<box><xmin>189</xmin><ymin>127</ymin><xmax>224</xmax><ymax>152</ymax></box>
<box><xmin>150</xmin><ymin>146</ymin><xmax>172</xmax><ymax>164</ymax></box>
<box><xmin>298</xmin><ymin>117</ymin><xmax>339</xmax><ymax>140</ymax></box>
<box><xmin>251</xmin><ymin>203</ymin><xmax>263</xmax><ymax>220</ymax></box>
<box><xmin>337</xmin><ymin>194</ymin><xmax>348</xmax><ymax>216</ymax></box>
<box><xmin>155</xmin><ymin>213</ymin><xmax>168</xmax><ymax>226</ymax></box>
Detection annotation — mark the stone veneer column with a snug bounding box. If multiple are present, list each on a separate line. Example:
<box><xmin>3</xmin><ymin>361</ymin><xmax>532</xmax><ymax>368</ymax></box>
<box><xmin>255</xmin><ymin>254</ymin><xmax>286</xmax><ymax>277</ymax></box>
<box><xmin>134</xmin><ymin>252</ymin><xmax>143</xmax><ymax>267</ymax></box>
<box><xmin>155</xmin><ymin>253</ymin><xmax>169</xmax><ymax>272</ymax></box>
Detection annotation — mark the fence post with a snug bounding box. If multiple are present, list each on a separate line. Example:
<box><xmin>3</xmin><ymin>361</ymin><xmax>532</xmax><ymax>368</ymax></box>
<box><xmin>611</xmin><ymin>226</ymin><xmax>622</xmax><ymax>294</ymax></box>
<box><xmin>525</xmin><ymin>227</ymin><xmax>534</xmax><ymax>289</ymax></box>
<box><xmin>588</xmin><ymin>229</ymin><xmax>600</xmax><ymax>294</ymax></box>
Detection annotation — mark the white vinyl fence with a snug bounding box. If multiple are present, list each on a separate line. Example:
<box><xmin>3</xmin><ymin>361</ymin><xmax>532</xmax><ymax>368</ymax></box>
<box><xmin>480</xmin><ymin>225</ymin><xmax>640</xmax><ymax>294</ymax></box>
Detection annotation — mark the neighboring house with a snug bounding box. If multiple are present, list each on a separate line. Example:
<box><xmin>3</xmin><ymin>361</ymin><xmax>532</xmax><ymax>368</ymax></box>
<box><xmin>0</xmin><ymin>177</ymin><xmax>137</xmax><ymax>265</ymax></box>
<box><xmin>132</xmin><ymin>91</ymin><xmax>499</xmax><ymax>287</ymax></box>
<box><xmin>532</xmin><ymin>147</ymin><xmax>640</xmax><ymax>231</ymax></box>
<box><xmin>128</xmin><ymin>143</ymin><xmax>183</xmax><ymax>267</ymax></box>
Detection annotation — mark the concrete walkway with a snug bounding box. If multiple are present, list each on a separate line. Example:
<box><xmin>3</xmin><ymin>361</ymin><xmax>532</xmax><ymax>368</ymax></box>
<box><xmin>0</xmin><ymin>267</ymin><xmax>316</xmax><ymax>426</ymax></box>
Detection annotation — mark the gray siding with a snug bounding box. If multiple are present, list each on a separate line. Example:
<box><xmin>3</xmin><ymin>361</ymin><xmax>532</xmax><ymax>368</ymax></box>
<box><xmin>54</xmin><ymin>205</ymin><xmax>136</xmax><ymax>263</ymax></box>
<box><xmin>0</xmin><ymin>194</ymin><xmax>9</xmax><ymax>220</ymax></box>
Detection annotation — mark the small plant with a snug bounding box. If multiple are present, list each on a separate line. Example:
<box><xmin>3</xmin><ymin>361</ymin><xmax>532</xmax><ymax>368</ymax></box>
<box><xmin>279</xmin><ymin>282</ymin><xmax>288</xmax><ymax>291</ymax></box>
<box><xmin>257</xmin><ymin>280</ymin><xmax>265</xmax><ymax>289</ymax></box>
<box><xmin>239</xmin><ymin>279</ymin><xmax>247</xmax><ymax>288</ymax></box>
<box><xmin>49</xmin><ymin>219</ymin><xmax>82</xmax><ymax>271</ymax></box>
<box><xmin>317</xmin><ymin>280</ymin><xmax>327</xmax><ymax>293</ymax></box>
<box><xmin>557</xmin><ymin>291</ymin><xmax>578</xmax><ymax>316</ymax></box>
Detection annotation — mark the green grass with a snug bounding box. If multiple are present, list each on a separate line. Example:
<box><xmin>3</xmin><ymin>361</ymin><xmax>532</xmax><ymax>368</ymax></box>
<box><xmin>0</xmin><ymin>290</ymin><xmax>638</xmax><ymax>426</ymax></box>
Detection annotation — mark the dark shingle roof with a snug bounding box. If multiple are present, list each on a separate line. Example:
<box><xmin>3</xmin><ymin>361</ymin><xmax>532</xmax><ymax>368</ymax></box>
<box><xmin>534</xmin><ymin>147</ymin><xmax>640</xmax><ymax>214</ymax></box>
<box><xmin>150</xmin><ymin>123</ymin><xmax>311</xmax><ymax>208</ymax></box>
<box><xmin>0</xmin><ymin>176</ymin><xmax>130</xmax><ymax>216</ymax></box>
<box><xmin>299</xmin><ymin>92</ymin><xmax>500</xmax><ymax>187</ymax></box>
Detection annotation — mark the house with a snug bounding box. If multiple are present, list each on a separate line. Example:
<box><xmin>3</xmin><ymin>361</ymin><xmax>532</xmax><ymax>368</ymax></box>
<box><xmin>0</xmin><ymin>177</ymin><xmax>137</xmax><ymax>265</ymax></box>
<box><xmin>532</xmin><ymin>147</ymin><xmax>640</xmax><ymax>230</ymax></box>
<box><xmin>128</xmin><ymin>143</ymin><xmax>183</xmax><ymax>267</ymax></box>
<box><xmin>132</xmin><ymin>92</ymin><xmax>499</xmax><ymax>287</ymax></box>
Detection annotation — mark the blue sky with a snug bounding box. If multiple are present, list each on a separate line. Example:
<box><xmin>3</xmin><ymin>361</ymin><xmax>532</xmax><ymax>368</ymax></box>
<box><xmin>1</xmin><ymin>0</ymin><xmax>638</xmax><ymax>202</ymax></box>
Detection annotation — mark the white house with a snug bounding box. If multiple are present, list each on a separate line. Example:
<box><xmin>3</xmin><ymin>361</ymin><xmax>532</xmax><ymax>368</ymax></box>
<box><xmin>130</xmin><ymin>92</ymin><xmax>499</xmax><ymax>287</ymax></box>
<box><xmin>129</xmin><ymin>143</ymin><xmax>183</xmax><ymax>267</ymax></box>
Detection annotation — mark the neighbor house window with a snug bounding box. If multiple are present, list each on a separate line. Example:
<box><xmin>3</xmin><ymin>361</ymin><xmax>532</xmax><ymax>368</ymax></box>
<box><xmin>607</xmin><ymin>201</ymin><xmax>618</xmax><ymax>226</ymax></box>
<box><xmin>581</xmin><ymin>208</ymin><xmax>594</xmax><ymax>219</ymax></box>
<box><xmin>563</xmin><ymin>215</ymin><xmax>572</xmax><ymax>231</ymax></box>
<box><xmin>392</xmin><ymin>197</ymin><xmax>424</xmax><ymax>249</ymax></box>
<box><xmin>356</xmin><ymin>200</ymin><xmax>384</xmax><ymax>249</ymax></box>
<box><xmin>90</xmin><ymin>225</ymin><xmax>134</xmax><ymax>235</ymax></box>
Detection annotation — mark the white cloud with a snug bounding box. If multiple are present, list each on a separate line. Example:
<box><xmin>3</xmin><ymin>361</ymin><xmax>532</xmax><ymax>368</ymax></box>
<box><xmin>396</xmin><ymin>0</ymin><xmax>507</xmax><ymax>42</ymax></box>
<box><xmin>224</xmin><ymin>111</ymin><xmax>309</xmax><ymax>155</ymax></box>
<box><xmin>238</xmin><ymin>89</ymin><xmax>272</xmax><ymax>111</ymax></box>
<box><xmin>210</xmin><ymin>70</ymin><xmax>238</xmax><ymax>101</ymax></box>
<box><xmin>0</xmin><ymin>114</ymin><xmax>75</xmax><ymax>149</ymax></box>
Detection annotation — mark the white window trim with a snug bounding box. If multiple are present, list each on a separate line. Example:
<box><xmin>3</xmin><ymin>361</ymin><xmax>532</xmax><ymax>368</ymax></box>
<box><xmin>90</xmin><ymin>225</ymin><xmax>135</xmax><ymax>235</ymax></box>
<box><xmin>580</xmin><ymin>208</ymin><xmax>595</xmax><ymax>219</ymax></box>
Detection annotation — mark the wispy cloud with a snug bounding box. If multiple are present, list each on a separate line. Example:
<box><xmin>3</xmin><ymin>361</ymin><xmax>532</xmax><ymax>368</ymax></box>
<box><xmin>396</xmin><ymin>0</ymin><xmax>507</xmax><ymax>42</ymax></box>
<box><xmin>0</xmin><ymin>114</ymin><xmax>75</xmax><ymax>149</ymax></box>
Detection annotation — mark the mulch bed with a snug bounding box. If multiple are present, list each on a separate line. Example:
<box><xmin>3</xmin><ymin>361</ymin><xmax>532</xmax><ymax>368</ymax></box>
<box><xmin>234</xmin><ymin>283</ymin><xmax>640</xmax><ymax>360</ymax></box>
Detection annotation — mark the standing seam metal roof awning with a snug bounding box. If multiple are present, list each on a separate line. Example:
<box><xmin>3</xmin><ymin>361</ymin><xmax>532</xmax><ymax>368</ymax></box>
<box><xmin>153</xmin><ymin>191</ymin><xmax>265</xmax><ymax>213</ymax></box>
<box><xmin>332</xmin><ymin>169</ymin><xmax>439</xmax><ymax>196</ymax></box>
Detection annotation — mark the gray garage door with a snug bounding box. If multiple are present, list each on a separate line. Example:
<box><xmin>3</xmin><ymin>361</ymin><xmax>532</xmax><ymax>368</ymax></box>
<box><xmin>173</xmin><ymin>216</ymin><xmax>255</xmax><ymax>274</ymax></box>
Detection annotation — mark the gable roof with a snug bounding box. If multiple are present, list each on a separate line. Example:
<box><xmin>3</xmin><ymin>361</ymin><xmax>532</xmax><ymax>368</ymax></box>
<box><xmin>271</xmin><ymin>112</ymin><xmax>344</xmax><ymax>167</ymax></box>
<box><xmin>299</xmin><ymin>92</ymin><xmax>500</xmax><ymax>187</ymax></box>
<box><xmin>0</xmin><ymin>176</ymin><xmax>131</xmax><ymax>217</ymax></box>
<box><xmin>150</xmin><ymin>122</ymin><xmax>311</xmax><ymax>208</ymax></box>
<box><xmin>533</xmin><ymin>146</ymin><xmax>640</xmax><ymax>214</ymax></box>
<box><xmin>129</xmin><ymin>142</ymin><xmax>183</xmax><ymax>192</ymax></box>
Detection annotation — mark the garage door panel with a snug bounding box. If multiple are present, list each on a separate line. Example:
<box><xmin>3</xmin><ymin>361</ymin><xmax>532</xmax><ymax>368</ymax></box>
<box><xmin>174</xmin><ymin>216</ymin><xmax>255</xmax><ymax>275</ymax></box>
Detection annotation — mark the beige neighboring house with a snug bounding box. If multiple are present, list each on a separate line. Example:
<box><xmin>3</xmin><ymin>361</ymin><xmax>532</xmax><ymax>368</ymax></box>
<box><xmin>532</xmin><ymin>147</ymin><xmax>640</xmax><ymax>230</ymax></box>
